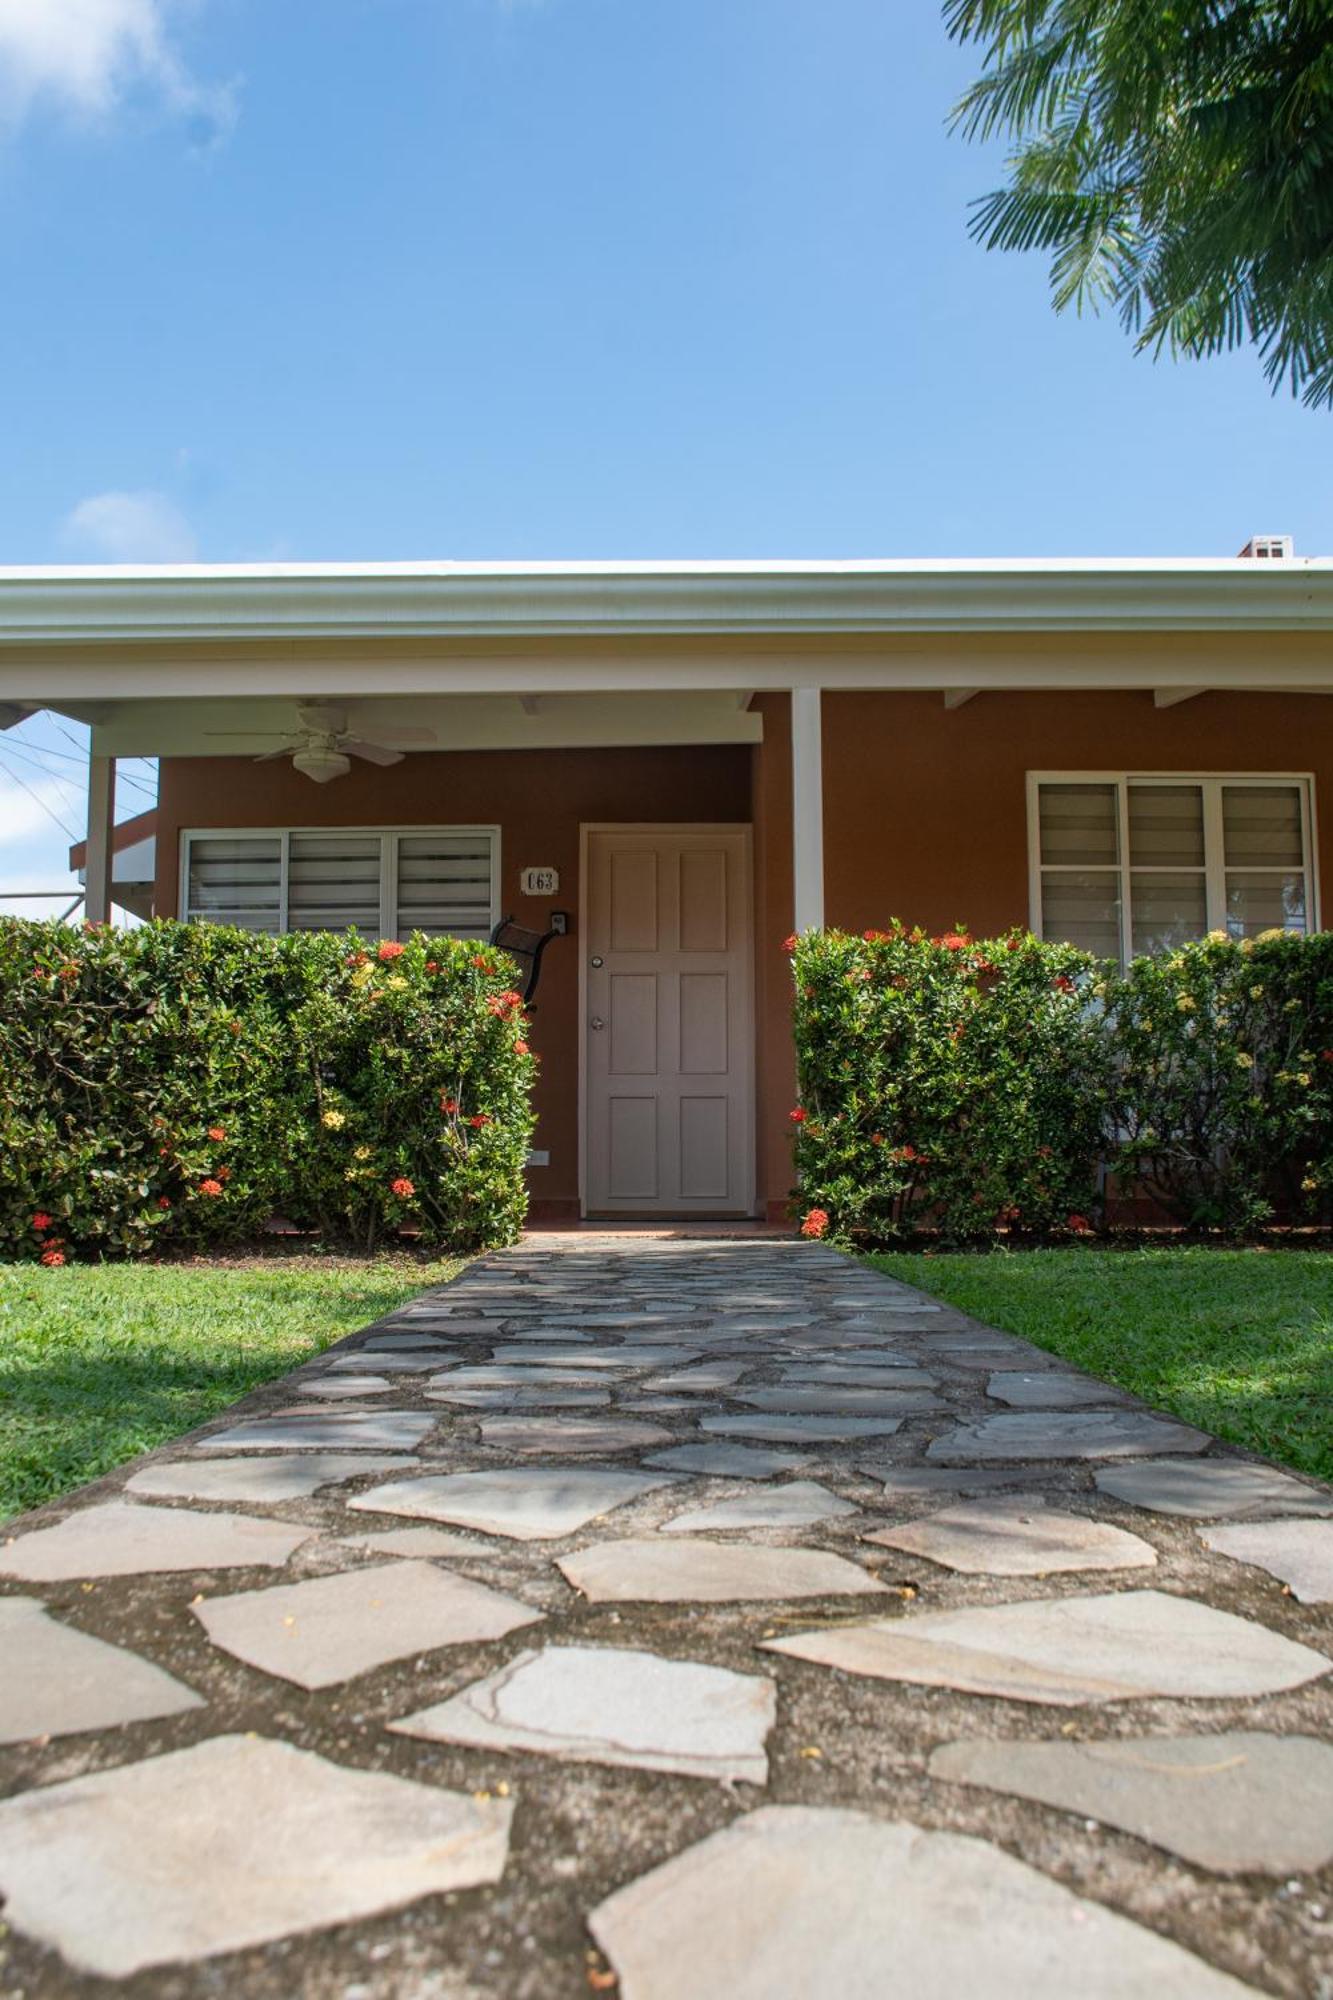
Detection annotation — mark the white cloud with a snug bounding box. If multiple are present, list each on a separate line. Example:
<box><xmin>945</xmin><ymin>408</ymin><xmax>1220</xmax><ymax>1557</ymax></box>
<box><xmin>0</xmin><ymin>0</ymin><xmax>234</xmax><ymax>139</ymax></box>
<box><xmin>61</xmin><ymin>488</ymin><xmax>199</xmax><ymax>562</ymax></box>
<box><xmin>0</xmin><ymin>773</ymin><xmax>79</xmax><ymax>846</ymax></box>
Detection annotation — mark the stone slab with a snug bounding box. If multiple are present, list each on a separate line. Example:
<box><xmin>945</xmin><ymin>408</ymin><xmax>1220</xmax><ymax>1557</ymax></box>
<box><xmin>0</xmin><ymin>1733</ymin><xmax>512</xmax><ymax>1978</ymax></box>
<box><xmin>928</xmin><ymin>1411</ymin><xmax>1212</xmax><ymax>1463</ymax></box>
<box><xmin>0</xmin><ymin>1501</ymin><xmax>311</xmax><ymax>1581</ymax></box>
<box><xmin>662</xmin><ymin>1480</ymin><xmax>858</xmax><ymax>1535</ymax></box>
<box><xmin>559</xmin><ymin>1539</ymin><xmax>885</xmax><ymax>1604</ymax></box>
<box><xmin>764</xmin><ymin>1589</ymin><xmax>1329</xmax><ymax>1705</ymax></box>
<box><xmin>587</xmin><ymin>1804</ymin><xmax>1258</xmax><ymax>1999</ymax></box>
<box><xmin>1200</xmin><ymin>1519</ymin><xmax>1333</xmax><ymax>1603</ymax></box>
<box><xmin>641</xmin><ymin>1362</ymin><xmax>751</xmax><ymax>1392</ymax></box>
<box><xmin>702</xmin><ymin>1415</ymin><xmax>903</xmax><ymax>1443</ymax></box>
<box><xmin>0</xmin><ymin>1597</ymin><xmax>205</xmax><ymax>1745</ymax></box>
<box><xmin>1095</xmin><ymin>1457</ymin><xmax>1333</xmax><ymax>1520</ymax></box>
<box><xmin>643</xmin><ymin>1443</ymin><xmax>809</xmax><ymax>1479</ymax></box>
<box><xmin>863</xmin><ymin>1465</ymin><xmax>1047</xmax><ymax>1501</ymax></box>
<box><xmin>200</xmin><ymin>1411</ymin><xmax>436</xmax><ymax>1452</ymax></box>
<box><xmin>930</xmin><ymin>1731</ymin><xmax>1333</xmax><ymax>1875</ymax></box>
<box><xmin>194</xmin><ymin>1559</ymin><xmax>541</xmax><ymax>1688</ymax></box>
<box><xmin>497</xmin><ymin>1346</ymin><xmax>698</xmax><ymax>1368</ymax></box>
<box><xmin>779</xmin><ymin>1365</ymin><xmax>939</xmax><ymax>1390</ymax></box>
<box><xmin>736</xmin><ymin>1387</ymin><xmax>945</xmax><ymax>1416</ymax></box>
<box><xmin>325</xmin><ymin>1351</ymin><xmax>439</xmax><ymax>1372</ymax></box>
<box><xmin>479</xmin><ymin>1416</ymin><xmax>674</xmax><ymax>1455</ymax></box>
<box><xmin>428</xmin><ymin>1388</ymin><xmax>611</xmax><ymax>1409</ymax></box>
<box><xmin>986</xmin><ymin>1371</ymin><xmax>1128</xmax><ymax>1409</ymax></box>
<box><xmin>348</xmin><ymin>1466</ymin><xmax>678</xmax><ymax>1540</ymax></box>
<box><xmin>864</xmin><ymin>1496</ymin><xmax>1158</xmax><ymax>1575</ymax></box>
<box><xmin>390</xmin><ymin>1643</ymin><xmax>776</xmax><ymax>1784</ymax></box>
<box><xmin>337</xmin><ymin>1526</ymin><xmax>495</xmax><ymax>1558</ymax></box>
<box><xmin>125</xmin><ymin>1453</ymin><xmax>418</xmax><ymax>1505</ymax></box>
<box><xmin>294</xmin><ymin>1375</ymin><xmax>399</xmax><ymax>1399</ymax></box>
<box><xmin>426</xmin><ymin>1366</ymin><xmax>608</xmax><ymax>1389</ymax></box>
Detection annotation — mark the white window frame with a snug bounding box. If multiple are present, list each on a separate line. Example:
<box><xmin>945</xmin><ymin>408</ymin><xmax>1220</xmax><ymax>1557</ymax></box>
<box><xmin>1025</xmin><ymin>772</ymin><xmax>1320</xmax><ymax>965</ymax></box>
<box><xmin>179</xmin><ymin>824</ymin><xmax>502</xmax><ymax>937</ymax></box>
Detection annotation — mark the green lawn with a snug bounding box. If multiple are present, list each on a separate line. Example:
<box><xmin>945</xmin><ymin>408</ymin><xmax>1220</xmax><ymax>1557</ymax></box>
<box><xmin>867</xmin><ymin>1249</ymin><xmax>1333</xmax><ymax>1482</ymax></box>
<box><xmin>0</xmin><ymin>1255</ymin><xmax>461</xmax><ymax>1521</ymax></box>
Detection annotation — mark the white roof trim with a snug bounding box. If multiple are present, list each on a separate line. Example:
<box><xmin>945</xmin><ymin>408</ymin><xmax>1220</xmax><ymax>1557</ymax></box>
<box><xmin>1</xmin><ymin>557</ymin><xmax>1332</xmax><ymax>642</ymax></box>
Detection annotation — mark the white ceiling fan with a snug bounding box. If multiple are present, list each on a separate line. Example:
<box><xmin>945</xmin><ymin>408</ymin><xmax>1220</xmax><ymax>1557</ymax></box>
<box><xmin>205</xmin><ymin>704</ymin><xmax>437</xmax><ymax>783</ymax></box>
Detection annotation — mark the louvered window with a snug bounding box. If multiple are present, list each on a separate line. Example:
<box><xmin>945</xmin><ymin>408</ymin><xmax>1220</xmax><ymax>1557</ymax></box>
<box><xmin>181</xmin><ymin>827</ymin><xmax>499</xmax><ymax>939</ymax></box>
<box><xmin>1030</xmin><ymin>777</ymin><xmax>1315</xmax><ymax>966</ymax></box>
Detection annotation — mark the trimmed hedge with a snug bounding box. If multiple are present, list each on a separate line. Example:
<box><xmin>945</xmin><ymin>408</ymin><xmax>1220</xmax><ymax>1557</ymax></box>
<box><xmin>790</xmin><ymin>925</ymin><xmax>1333</xmax><ymax>1243</ymax></box>
<box><xmin>0</xmin><ymin>920</ymin><xmax>536</xmax><ymax>1262</ymax></box>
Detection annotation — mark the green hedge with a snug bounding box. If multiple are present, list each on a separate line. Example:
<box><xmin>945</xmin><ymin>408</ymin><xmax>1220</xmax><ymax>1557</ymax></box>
<box><xmin>789</xmin><ymin>925</ymin><xmax>1333</xmax><ymax>1243</ymax></box>
<box><xmin>0</xmin><ymin>920</ymin><xmax>536</xmax><ymax>1262</ymax></box>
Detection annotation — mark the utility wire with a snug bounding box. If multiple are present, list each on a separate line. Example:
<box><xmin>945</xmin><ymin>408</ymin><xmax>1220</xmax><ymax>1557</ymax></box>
<box><xmin>0</xmin><ymin>746</ymin><xmax>81</xmax><ymax>841</ymax></box>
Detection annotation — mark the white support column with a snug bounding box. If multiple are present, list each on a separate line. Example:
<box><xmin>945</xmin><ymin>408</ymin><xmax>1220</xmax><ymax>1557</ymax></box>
<box><xmin>84</xmin><ymin>753</ymin><xmax>115</xmax><ymax>925</ymax></box>
<box><xmin>791</xmin><ymin>686</ymin><xmax>825</xmax><ymax>933</ymax></box>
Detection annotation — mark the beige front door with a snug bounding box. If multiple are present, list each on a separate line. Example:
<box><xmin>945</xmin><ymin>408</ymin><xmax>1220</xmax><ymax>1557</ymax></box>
<box><xmin>583</xmin><ymin>826</ymin><xmax>754</xmax><ymax>1216</ymax></box>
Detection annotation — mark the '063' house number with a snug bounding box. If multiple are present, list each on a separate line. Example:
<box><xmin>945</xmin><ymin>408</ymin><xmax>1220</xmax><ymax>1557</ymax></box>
<box><xmin>520</xmin><ymin>866</ymin><xmax>559</xmax><ymax>896</ymax></box>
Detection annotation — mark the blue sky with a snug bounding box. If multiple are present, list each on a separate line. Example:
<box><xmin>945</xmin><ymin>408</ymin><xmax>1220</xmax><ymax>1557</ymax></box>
<box><xmin>1</xmin><ymin>0</ymin><xmax>1330</xmax><ymax>906</ymax></box>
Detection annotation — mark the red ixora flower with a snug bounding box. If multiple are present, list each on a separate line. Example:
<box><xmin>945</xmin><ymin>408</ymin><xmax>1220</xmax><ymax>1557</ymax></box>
<box><xmin>391</xmin><ymin>1176</ymin><xmax>416</xmax><ymax>1198</ymax></box>
<box><xmin>40</xmin><ymin>1247</ymin><xmax>66</xmax><ymax>1267</ymax></box>
<box><xmin>782</xmin><ymin>934</ymin><xmax>800</xmax><ymax>954</ymax></box>
<box><xmin>932</xmin><ymin>932</ymin><xmax>972</xmax><ymax>951</ymax></box>
<box><xmin>440</xmin><ymin>1096</ymin><xmax>459</xmax><ymax>1115</ymax></box>
<box><xmin>345</xmin><ymin>950</ymin><xmax>368</xmax><ymax>968</ymax></box>
<box><xmin>487</xmin><ymin>989</ymin><xmax>525</xmax><ymax>1018</ymax></box>
<box><xmin>1066</xmin><ymin>1213</ymin><xmax>1093</xmax><ymax>1234</ymax></box>
<box><xmin>789</xmin><ymin>1107</ymin><xmax>807</xmax><ymax>1124</ymax></box>
<box><xmin>469</xmin><ymin>1113</ymin><xmax>492</xmax><ymax>1129</ymax></box>
<box><xmin>157</xmin><ymin>1196</ymin><xmax>172</xmax><ymax>1211</ymax></box>
<box><xmin>198</xmin><ymin>1179</ymin><xmax>224</xmax><ymax>1197</ymax></box>
<box><xmin>800</xmin><ymin>1208</ymin><xmax>830</xmax><ymax>1239</ymax></box>
<box><xmin>31</xmin><ymin>1212</ymin><xmax>52</xmax><ymax>1231</ymax></box>
<box><xmin>425</xmin><ymin>960</ymin><xmax>439</xmax><ymax>974</ymax></box>
<box><xmin>471</xmin><ymin>954</ymin><xmax>493</xmax><ymax>971</ymax></box>
<box><xmin>207</xmin><ymin>1125</ymin><xmax>227</xmax><ymax>1142</ymax></box>
<box><xmin>1052</xmin><ymin>975</ymin><xmax>1076</xmax><ymax>994</ymax></box>
<box><xmin>513</xmin><ymin>1039</ymin><xmax>530</xmax><ymax>1056</ymax></box>
<box><xmin>862</xmin><ymin>928</ymin><xmax>892</xmax><ymax>943</ymax></box>
<box><xmin>377</xmin><ymin>940</ymin><xmax>406</xmax><ymax>961</ymax></box>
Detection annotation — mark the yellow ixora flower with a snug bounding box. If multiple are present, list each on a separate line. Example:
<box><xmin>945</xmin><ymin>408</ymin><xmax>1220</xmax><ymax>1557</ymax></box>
<box><xmin>1256</xmin><ymin>927</ymin><xmax>1288</xmax><ymax>943</ymax></box>
<box><xmin>321</xmin><ymin>1109</ymin><xmax>346</xmax><ymax>1130</ymax></box>
<box><xmin>1205</xmin><ymin>929</ymin><xmax>1229</xmax><ymax>945</ymax></box>
<box><xmin>1302</xmin><ymin>1176</ymin><xmax>1319</xmax><ymax>1192</ymax></box>
<box><xmin>1235</xmin><ymin>1052</ymin><xmax>1254</xmax><ymax>1069</ymax></box>
<box><xmin>386</xmin><ymin>974</ymin><xmax>409</xmax><ymax>991</ymax></box>
<box><xmin>353</xmin><ymin>1145</ymin><xmax>372</xmax><ymax>1161</ymax></box>
<box><xmin>1298</xmin><ymin>1073</ymin><xmax>1312</xmax><ymax>1087</ymax></box>
<box><xmin>1176</xmin><ymin>995</ymin><xmax>1197</xmax><ymax>1012</ymax></box>
<box><xmin>1249</xmin><ymin>985</ymin><xmax>1265</xmax><ymax>1000</ymax></box>
<box><xmin>1239</xmin><ymin>938</ymin><xmax>1255</xmax><ymax>955</ymax></box>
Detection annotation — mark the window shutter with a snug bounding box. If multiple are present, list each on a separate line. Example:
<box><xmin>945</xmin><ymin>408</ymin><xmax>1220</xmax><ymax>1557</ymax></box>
<box><xmin>286</xmin><ymin>834</ymin><xmax>383</xmax><ymax>934</ymax></box>
<box><xmin>396</xmin><ymin>833</ymin><xmax>494</xmax><ymax>940</ymax></box>
<box><xmin>184</xmin><ymin>836</ymin><xmax>282</xmax><ymax>930</ymax></box>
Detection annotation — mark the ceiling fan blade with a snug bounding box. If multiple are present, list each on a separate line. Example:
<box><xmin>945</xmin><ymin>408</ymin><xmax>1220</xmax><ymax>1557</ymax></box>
<box><xmin>345</xmin><ymin>739</ymin><xmax>405</xmax><ymax>767</ymax></box>
<box><xmin>205</xmin><ymin>730</ymin><xmax>293</xmax><ymax>740</ymax></box>
<box><xmin>253</xmin><ymin>746</ymin><xmax>298</xmax><ymax>763</ymax></box>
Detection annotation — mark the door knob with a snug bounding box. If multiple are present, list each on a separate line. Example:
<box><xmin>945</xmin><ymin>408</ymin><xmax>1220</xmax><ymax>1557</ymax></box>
<box><xmin>590</xmin><ymin>1016</ymin><xmax>605</xmax><ymax>1030</ymax></box>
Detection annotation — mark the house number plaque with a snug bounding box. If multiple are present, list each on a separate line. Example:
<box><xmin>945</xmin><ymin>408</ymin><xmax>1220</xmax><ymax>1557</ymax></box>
<box><xmin>520</xmin><ymin>866</ymin><xmax>559</xmax><ymax>896</ymax></box>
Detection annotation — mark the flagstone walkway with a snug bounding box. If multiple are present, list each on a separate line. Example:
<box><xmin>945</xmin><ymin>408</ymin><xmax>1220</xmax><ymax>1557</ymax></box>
<box><xmin>2</xmin><ymin>1236</ymin><xmax>1332</xmax><ymax>1998</ymax></box>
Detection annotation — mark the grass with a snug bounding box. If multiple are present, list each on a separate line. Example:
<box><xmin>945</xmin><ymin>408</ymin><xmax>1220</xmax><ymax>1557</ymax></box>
<box><xmin>866</xmin><ymin>1248</ymin><xmax>1333</xmax><ymax>1482</ymax></box>
<box><xmin>0</xmin><ymin>1253</ymin><xmax>462</xmax><ymax>1521</ymax></box>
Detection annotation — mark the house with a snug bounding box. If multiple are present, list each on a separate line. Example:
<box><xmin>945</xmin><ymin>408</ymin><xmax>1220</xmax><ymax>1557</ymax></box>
<box><xmin>3</xmin><ymin>548</ymin><xmax>1331</xmax><ymax>1225</ymax></box>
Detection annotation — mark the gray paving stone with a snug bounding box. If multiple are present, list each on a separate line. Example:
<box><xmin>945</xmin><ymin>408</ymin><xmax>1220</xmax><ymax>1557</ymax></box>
<box><xmin>390</xmin><ymin>1643</ymin><xmax>776</xmax><ymax>1783</ymax></box>
<box><xmin>641</xmin><ymin>1362</ymin><xmax>751</xmax><ymax>1392</ymax></box>
<box><xmin>325</xmin><ymin>1350</ymin><xmax>439</xmax><ymax>1372</ymax></box>
<box><xmin>1095</xmin><ymin>1457</ymin><xmax>1333</xmax><ymax>1520</ymax></box>
<box><xmin>662</xmin><ymin>1480</ymin><xmax>858</xmax><ymax>1535</ymax></box>
<box><xmin>0</xmin><ymin>1597</ymin><xmax>205</xmax><ymax>1745</ymax></box>
<box><xmin>986</xmin><ymin>1371</ymin><xmax>1128</xmax><ymax>1409</ymax></box>
<box><xmin>863</xmin><ymin>1495</ymin><xmax>1158</xmax><ymax>1575</ymax></box>
<box><xmin>359</xmin><ymin>1334</ymin><xmax>451</xmax><ymax>1351</ymax></box>
<box><xmin>348</xmin><ymin>1466</ymin><xmax>677</xmax><ymax>1540</ymax></box>
<box><xmin>764</xmin><ymin>1589</ymin><xmax>1330</xmax><ymax>1705</ymax></box>
<box><xmin>929</xmin><ymin>1732</ymin><xmax>1333</xmax><ymax>1875</ymax></box>
<box><xmin>426</xmin><ymin>1365</ymin><xmax>608</xmax><ymax>1389</ymax></box>
<box><xmin>643</xmin><ymin>1442</ymin><xmax>809</xmax><ymax>1478</ymax></box>
<box><xmin>125</xmin><ymin>1453</ymin><xmax>418</xmax><ymax>1504</ymax></box>
<box><xmin>337</xmin><ymin>1526</ymin><xmax>495</xmax><ymax>1558</ymax></box>
<box><xmin>1200</xmin><ymin>1519</ymin><xmax>1333</xmax><ymax>1603</ymax></box>
<box><xmin>780</xmin><ymin>1365</ymin><xmax>939</xmax><ymax>1390</ymax></box>
<box><xmin>558</xmin><ymin>1538</ymin><xmax>885</xmax><ymax>1604</ymax></box>
<box><xmin>702</xmin><ymin>1414</ymin><xmax>903</xmax><ymax>1443</ymax></box>
<box><xmin>0</xmin><ymin>1501</ymin><xmax>311</xmax><ymax>1581</ymax></box>
<box><xmin>193</xmin><ymin>1559</ymin><xmax>541</xmax><ymax>1688</ymax></box>
<box><xmin>736</xmin><ymin>1386</ymin><xmax>945</xmax><ymax>1416</ymax></box>
<box><xmin>928</xmin><ymin>1410</ymin><xmax>1212</xmax><ymax>1463</ymax></box>
<box><xmin>296</xmin><ymin>1375</ymin><xmax>399</xmax><ymax>1399</ymax></box>
<box><xmin>497</xmin><ymin>1345</ymin><xmax>698</xmax><ymax>1368</ymax></box>
<box><xmin>862</xmin><ymin>1465</ymin><xmax>1047</xmax><ymax>1501</ymax></box>
<box><xmin>427</xmin><ymin>1387</ymin><xmax>611</xmax><ymax>1409</ymax></box>
<box><xmin>587</xmin><ymin>1804</ymin><xmax>1256</xmax><ymax>2000</ymax></box>
<box><xmin>479</xmin><ymin>1416</ymin><xmax>674</xmax><ymax>1455</ymax></box>
<box><xmin>0</xmin><ymin>1734</ymin><xmax>512</xmax><ymax>1978</ymax></box>
<box><xmin>201</xmin><ymin>1411</ymin><xmax>436</xmax><ymax>1452</ymax></box>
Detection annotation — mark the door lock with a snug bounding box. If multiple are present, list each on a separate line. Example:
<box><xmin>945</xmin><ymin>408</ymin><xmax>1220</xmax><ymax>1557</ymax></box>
<box><xmin>590</xmin><ymin>1016</ymin><xmax>605</xmax><ymax>1030</ymax></box>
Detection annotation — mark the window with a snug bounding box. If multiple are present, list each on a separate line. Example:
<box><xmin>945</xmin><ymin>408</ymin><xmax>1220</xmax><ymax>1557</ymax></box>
<box><xmin>182</xmin><ymin>827</ymin><xmax>500</xmax><ymax>940</ymax></box>
<box><xmin>1029</xmin><ymin>776</ymin><xmax>1316</xmax><ymax>965</ymax></box>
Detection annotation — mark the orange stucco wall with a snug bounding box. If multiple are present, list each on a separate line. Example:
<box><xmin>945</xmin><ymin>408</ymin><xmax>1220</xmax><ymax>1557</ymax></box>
<box><xmin>155</xmin><ymin>747</ymin><xmax>753</xmax><ymax>1218</ymax></box>
<box><xmin>155</xmin><ymin>689</ymin><xmax>1333</xmax><ymax>1223</ymax></box>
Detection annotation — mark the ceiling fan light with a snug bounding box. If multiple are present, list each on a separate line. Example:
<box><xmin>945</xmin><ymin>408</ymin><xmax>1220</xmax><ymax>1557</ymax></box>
<box><xmin>292</xmin><ymin>746</ymin><xmax>351</xmax><ymax>784</ymax></box>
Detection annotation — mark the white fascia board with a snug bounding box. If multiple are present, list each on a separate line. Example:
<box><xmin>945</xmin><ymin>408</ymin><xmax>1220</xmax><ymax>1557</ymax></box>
<box><xmin>2</xmin><ymin>558</ymin><xmax>1333</xmax><ymax>646</ymax></box>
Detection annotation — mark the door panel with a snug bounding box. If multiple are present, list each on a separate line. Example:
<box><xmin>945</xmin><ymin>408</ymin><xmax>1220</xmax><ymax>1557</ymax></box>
<box><xmin>585</xmin><ymin>827</ymin><xmax>753</xmax><ymax>1215</ymax></box>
